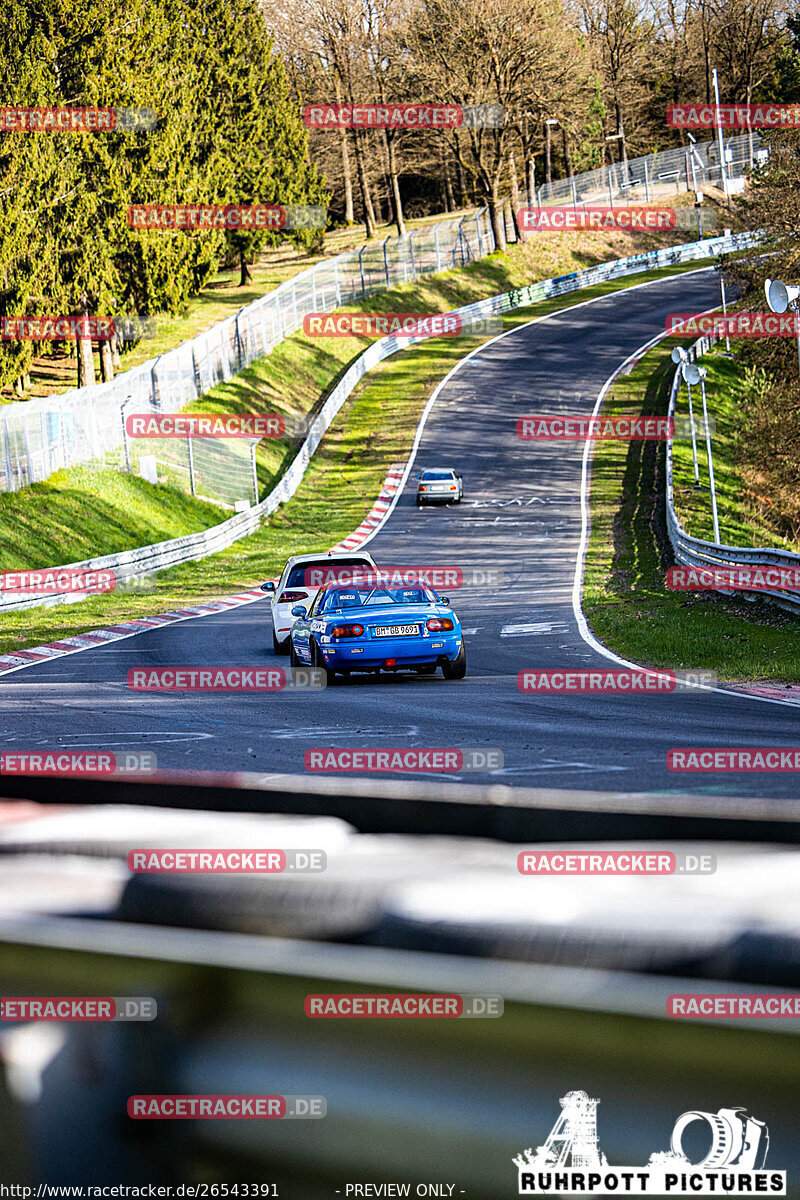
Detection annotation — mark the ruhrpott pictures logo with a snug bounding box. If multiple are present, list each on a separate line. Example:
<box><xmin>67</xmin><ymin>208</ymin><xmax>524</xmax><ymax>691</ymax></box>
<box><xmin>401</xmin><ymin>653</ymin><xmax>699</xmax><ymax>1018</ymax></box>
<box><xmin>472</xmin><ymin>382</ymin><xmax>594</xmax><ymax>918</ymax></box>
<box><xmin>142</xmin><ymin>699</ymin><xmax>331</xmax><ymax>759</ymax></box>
<box><xmin>513</xmin><ymin>1090</ymin><xmax>784</xmax><ymax>1195</ymax></box>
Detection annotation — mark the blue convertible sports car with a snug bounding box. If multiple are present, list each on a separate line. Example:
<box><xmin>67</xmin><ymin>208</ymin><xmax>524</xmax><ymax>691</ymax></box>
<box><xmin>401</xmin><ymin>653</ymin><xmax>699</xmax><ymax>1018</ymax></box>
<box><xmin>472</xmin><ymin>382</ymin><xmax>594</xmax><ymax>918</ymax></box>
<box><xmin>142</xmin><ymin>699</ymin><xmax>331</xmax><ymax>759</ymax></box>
<box><xmin>288</xmin><ymin>580</ymin><xmax>466</xmax><ymax>683</ymax></box>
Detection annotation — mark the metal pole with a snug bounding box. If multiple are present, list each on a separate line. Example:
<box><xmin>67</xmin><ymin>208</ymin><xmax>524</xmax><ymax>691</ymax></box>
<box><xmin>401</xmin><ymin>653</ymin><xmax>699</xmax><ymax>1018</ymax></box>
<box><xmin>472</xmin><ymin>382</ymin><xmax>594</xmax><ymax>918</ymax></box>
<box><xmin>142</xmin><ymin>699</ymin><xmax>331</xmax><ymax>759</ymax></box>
<box><xmin>250</xmin><ymin>442</ymin><xmax>259</xmax><ymax>504</ymax></box>
<box><xmin>3</xmin><ymin>416</ymin><xmax>14</xmax><ymax>490</ymax></box>
<box><xmin>358</xmin><ymin>246</ymin><xmax>366</xmax><ymax>298</ymax></box>
<box><xmin>382</xmin><ymin>237</ymin><xmax>391</xmax><ymax>287</ymax></box>
<box><xmin>686</xmin><ymin>382</ymin><xmax>700</xmax><ymax>486</ymax></box>
<box><xmin>718</xmin><ymin>263</ymin><xmax>731</xmax><ymax>353</ymax></box>
<box><xmin>121</xmin><ymin>400</ymin><xmax>131</xmax><ymax>473</ymax></box>
<box><xmin>434</xmin><ymin>226</ymin><xmax>442</xmax><ymax>272</ymax></box>
<box><xmin>700</xmin><ymin>376</ymin><xmax>720</xmax><ymax>542</ymax></box>
<box><xmin>409</xmin><ymin>230</ymin><xmax>418</xmax><ymax>279</ymax></box>
<box><xmin>643</xmin><ymin>159</ymin><xmax>650</xmax><ymax>203</ymax></box>
<box><xmin>712</xmin><ymin>68</ymin><xmax>728</xmax><ymax>201</ymax></box>
<box><xmin>187</xmin><ymin>436</ymin><xmax>196</xmax><ymax>496</ymax></box>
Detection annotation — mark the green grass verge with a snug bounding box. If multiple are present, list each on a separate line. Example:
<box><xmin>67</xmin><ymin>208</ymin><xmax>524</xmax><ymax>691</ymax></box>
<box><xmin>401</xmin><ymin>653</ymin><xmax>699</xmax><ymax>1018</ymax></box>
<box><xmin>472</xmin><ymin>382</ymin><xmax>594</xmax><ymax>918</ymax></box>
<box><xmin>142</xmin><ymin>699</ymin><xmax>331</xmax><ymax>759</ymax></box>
<box><xmin>582</xmin><ymin>341</ymin><xmax>800</xmax><ymax>683</ymax></box>
<box><xmin>0</xmin><ymin>258</ymin><xmax>712</xmax><ymax>657</ymax></box>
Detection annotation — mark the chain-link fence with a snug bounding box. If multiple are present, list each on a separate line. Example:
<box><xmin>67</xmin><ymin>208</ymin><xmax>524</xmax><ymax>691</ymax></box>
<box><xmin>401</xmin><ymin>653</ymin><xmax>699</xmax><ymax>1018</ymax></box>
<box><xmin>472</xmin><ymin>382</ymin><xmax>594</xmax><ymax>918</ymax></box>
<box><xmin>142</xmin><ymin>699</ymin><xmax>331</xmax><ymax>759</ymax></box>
<box><xmin>0</xmin><ymin>132</ymin><xmax>765</xmax><ymax>500</ymax></box>
<box><xmin>120</xmin><ymin>433</ymin><xmax>259</xmax><ymax>509</ymax></box>
<box><xmin>535</xmin><ymin>131</ymin><xmax>763</xmax><ymax>208</ymax></box>
<box><xmin>0</xmin><ymin>210</ymin><xmax>494</xmax><ymax>500</ymax></box>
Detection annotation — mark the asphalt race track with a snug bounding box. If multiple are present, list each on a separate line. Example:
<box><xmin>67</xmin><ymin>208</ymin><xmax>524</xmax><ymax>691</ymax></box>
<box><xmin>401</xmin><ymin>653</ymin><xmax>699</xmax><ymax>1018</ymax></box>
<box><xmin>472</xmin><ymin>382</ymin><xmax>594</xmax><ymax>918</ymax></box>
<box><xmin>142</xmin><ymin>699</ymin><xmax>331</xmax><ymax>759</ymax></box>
<box><xmin>4</xmin><ymin>268</ymin><xmax>799</xmax><ymax>800</ymax></box>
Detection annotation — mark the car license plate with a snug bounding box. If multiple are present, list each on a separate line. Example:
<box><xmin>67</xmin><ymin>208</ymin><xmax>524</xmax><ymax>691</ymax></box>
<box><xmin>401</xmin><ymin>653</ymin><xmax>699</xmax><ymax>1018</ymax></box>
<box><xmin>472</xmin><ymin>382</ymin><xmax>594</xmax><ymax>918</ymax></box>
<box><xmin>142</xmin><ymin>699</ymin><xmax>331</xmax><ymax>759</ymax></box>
<box><xmin>374</xmin><ymin>624</ymin><xmax>419</xmax><ymax>637</ymax></box>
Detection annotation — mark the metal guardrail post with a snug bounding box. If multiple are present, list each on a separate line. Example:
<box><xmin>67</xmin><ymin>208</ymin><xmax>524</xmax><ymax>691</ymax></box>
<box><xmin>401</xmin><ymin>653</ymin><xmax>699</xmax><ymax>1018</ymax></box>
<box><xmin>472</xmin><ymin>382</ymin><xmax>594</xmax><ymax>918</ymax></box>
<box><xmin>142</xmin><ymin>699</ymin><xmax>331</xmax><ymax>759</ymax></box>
<box><xmin>434</xmin><ymin>225</ymin><xmax>442</xmax><ymax>272</ymax></box>
<box><xmin>408</xmin><ymin>230</ymin><xmax>417</xmax><ymax>280</ymax></box>
<box><xmin>643</xmin><ymin>159</ymin><xmax>650</xmax><ymax>203</ymax></box>
<box><xmin>310</xmin><ymin>265</ymin><xmax>317</xmax><ymax>312</ymax></box>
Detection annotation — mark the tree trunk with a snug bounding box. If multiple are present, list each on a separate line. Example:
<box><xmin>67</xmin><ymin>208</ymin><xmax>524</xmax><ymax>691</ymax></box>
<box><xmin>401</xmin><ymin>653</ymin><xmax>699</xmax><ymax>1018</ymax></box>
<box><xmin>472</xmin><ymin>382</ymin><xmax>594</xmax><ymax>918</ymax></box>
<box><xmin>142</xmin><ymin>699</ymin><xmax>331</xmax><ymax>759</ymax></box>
<box><xmin>100</xmin><ymin>339</ymin><xmax>114</xmax><ymax>382</ymax></box>
<box><xmin>454</xmin><ymin>155</ymin><xmax>467</xmax><ymax>208</ymax></box>
<box><xmin>342</xmin><ymin>131</ymin><xmax>355</xmax><ymax>223</ymax></box>
<box><xmin>334</xmin><ymin>73</ymin><xmax>355</xmax><ymax>224</ymax></box>
<box><xmin>13</xmin><ymin>377</ymin><xmax>24</xmax><ymax>397</ymax></box>
<box><xmin>508</xmin><ymin>150</ymin><xmax>524</xmax><ymax>239</ymax></box>
<box><xmin>442</xmin><ymin>148</ymin><xmax>456</xmax><ymax>212</ymax></box>
<box><xmin>239</xmin><ymin>250</ymin><xmax>253</xmax><ymax>287</ymax></box>
<box><xmin>562</xmin><ymin>127</ymin><xmax>573</xmax><ymax>180</ymax></box>
<box><xmin>352</xmin><ymin>128</ymin><xmax>377</xmax><ymax>238</ymax></box>
<box><xmin>487</xmin><ymin>186</ymin><xmax>506</xmax><ymax>251</ymax></box>
<box><xmin>112</xmin><ymin>330</ymin><xmax>122</xmax><ymax>370</ymax></box>
<box><xmin>526</xmin><ymin>153</ymin><xmax>536</xmax><ymax>206</ymax></box>
<box><xmin>76</xmin><ymin>333</ymin><xmax>96</xmax><ymax>388</ymax></box>
<box><xmin>545</xmin><ymin>121</ymin><xmax>553</xmax><ymax>184</ymax></box>
<box><xmin>384</xmin><ymin>131</ymin><xmax>406</xmax><ymax>237</ymax></box>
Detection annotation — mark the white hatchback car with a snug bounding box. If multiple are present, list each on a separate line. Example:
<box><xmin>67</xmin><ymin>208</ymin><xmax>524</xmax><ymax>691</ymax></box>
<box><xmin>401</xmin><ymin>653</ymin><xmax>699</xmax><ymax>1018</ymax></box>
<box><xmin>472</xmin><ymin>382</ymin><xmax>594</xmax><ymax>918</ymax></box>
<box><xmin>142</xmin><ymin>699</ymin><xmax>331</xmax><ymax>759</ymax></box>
<box><xmin>262</xmin><ymin>550</ymin><xmax>378</xmax><ymax>654</ymax></box>
<box><xmin>416</xmin><ymin>467</ymin><xmax>463</xmax><ymax>506</ymax></box>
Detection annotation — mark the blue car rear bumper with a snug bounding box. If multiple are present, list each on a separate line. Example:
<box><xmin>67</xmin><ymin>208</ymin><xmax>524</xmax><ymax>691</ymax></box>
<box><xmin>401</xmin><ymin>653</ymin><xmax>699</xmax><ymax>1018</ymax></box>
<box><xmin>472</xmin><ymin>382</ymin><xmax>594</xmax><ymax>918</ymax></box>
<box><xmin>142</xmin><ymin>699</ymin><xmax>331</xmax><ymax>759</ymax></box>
<box><xmin>322</xmin><ymin>632</ymin><xmax>461</xmax><ymax>670</ymax></box>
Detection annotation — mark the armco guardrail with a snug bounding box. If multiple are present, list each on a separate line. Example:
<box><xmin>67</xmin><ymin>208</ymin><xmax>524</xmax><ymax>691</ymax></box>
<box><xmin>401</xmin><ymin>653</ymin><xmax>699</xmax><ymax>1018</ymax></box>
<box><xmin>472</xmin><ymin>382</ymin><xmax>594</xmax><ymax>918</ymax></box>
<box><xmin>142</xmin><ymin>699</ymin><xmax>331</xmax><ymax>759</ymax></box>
<box><xmin>666</xmin><ymin>333</ymin><xmax>800</xmax><ymax>613</ymax></box>
<box><xmin>0</xmin><ymin>133</ymin><xmax>764</xmax><ymax>499</ymax></box>
<box><xmin>2</xmin><ymin>230</ymin><xmax>761</xmax><ymax>613</ymax></box>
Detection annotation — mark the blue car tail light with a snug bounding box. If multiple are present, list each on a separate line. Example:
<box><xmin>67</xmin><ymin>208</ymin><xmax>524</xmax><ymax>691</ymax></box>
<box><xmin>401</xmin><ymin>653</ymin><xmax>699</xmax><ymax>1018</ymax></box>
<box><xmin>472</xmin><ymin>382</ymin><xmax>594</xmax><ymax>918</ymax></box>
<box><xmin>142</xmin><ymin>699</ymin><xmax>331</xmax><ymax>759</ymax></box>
<box><xmin>331</xmin><ymin>623</ymin><xmax>364</xmax><ymax>638</ymax></box>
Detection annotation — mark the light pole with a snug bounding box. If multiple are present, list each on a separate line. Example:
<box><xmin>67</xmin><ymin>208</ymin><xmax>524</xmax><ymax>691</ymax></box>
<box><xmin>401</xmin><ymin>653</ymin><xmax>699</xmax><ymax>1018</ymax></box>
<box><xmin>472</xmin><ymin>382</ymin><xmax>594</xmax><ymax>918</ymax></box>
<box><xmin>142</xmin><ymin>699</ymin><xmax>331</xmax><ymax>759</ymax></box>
<box><xmin>764</xmin><ymin>277</ymin><xmax>800</xmax><ymax>382</ymax></box>
<box><xmin>672</xmin><ymin>346</ymin><xmax>701</xmax><ymax>487</ymax></box>
<box><xmin>683</xmin><ymin>361</ymin><xmax>719</xmax><ymax>543</ymax></box>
